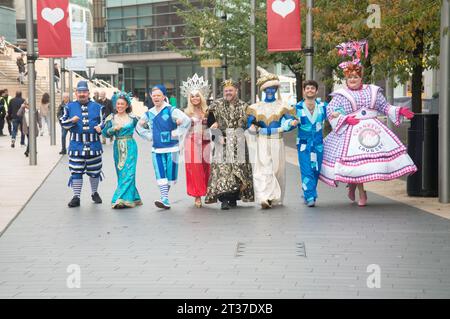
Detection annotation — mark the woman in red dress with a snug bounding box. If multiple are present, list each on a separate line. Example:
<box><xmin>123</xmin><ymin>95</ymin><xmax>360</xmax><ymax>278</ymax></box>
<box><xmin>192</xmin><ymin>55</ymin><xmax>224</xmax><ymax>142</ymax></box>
<box><xmin>181</xmin><ymin>74</ymin><xmax>211</xmax><ymax>208</ymax></box>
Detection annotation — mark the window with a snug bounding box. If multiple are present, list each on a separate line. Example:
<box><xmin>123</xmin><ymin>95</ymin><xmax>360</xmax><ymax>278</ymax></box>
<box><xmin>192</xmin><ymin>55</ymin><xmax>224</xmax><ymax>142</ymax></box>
<box><xmin>107</xmin><ymin>8</ymin><xmax>122</xmax><ymax>19</ymax></box>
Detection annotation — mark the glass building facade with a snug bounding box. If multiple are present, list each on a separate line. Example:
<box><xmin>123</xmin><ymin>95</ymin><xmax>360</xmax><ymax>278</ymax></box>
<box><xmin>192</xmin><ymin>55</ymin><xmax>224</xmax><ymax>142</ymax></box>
<box><xmin>123</xmin><ymin>61</ymin><xmax>205</xmax><ymax>109</ymax></box>
<box><xmin>0</xmin><ymin>3</ymin><xmax>16</xmax><ymax>43</ymax></box>
<box><xmin>105</xmin><ymin>0</ymin><xmax>204</xmax><ymax>108</ymax></box>
<box><xmin>106</xmin><ymin>0</ymin><xmax>199</xmax><ymax>55</ymax></box>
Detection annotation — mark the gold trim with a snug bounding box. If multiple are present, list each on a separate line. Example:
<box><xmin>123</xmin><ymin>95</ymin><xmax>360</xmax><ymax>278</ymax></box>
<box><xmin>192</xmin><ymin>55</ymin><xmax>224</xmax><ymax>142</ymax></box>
<box><xmin>116</xmin><ymin>135</ymin><xmax>133</xmax><ymax>140</ymax></box>
<box><xmin>246</xmin><ymin>101</ymin><xmax>297</xmax><ymax>126</ymax></box>
<box><xmin>258</xmin><ymin>132</ymin><xmax>283</xmax><ymax>139</ymax></box>
<box><xmin>117</xmin><ymin>139</ymin><xmax>128</xmax><ymax>170</ymax></box>
<box><xmin>112</xmin><ymin>199</ymin><xmax>143</xmax><ymax>209</ymax></box>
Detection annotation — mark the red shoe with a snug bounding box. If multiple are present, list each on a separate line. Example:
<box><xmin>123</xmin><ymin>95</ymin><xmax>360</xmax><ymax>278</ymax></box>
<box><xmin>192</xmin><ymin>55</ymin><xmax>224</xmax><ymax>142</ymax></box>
<box><xmin>347</xmin><ymin>184</ymin><xmax>356</xmax><ymax>202</ymax></box>
<box><xmin>358</xmin><ymin>191</ymin><xmax>367</xmax><ymax>207</ymax></box>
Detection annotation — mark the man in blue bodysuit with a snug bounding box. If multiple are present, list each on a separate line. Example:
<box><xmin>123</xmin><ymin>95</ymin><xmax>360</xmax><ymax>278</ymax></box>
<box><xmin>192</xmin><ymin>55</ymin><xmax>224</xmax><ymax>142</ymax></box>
<box><xmin>294</xmin><ymin>80</ymin><xmax>328</xmax><ymax>207</ymax></box>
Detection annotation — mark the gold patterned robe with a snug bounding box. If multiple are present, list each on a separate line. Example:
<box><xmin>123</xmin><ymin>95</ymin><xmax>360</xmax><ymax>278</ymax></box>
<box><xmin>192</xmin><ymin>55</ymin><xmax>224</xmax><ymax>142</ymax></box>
<box><xmin>204</xmin><ymin>97</ymin><xmax>254</xmax><ymax>203</ymax></box>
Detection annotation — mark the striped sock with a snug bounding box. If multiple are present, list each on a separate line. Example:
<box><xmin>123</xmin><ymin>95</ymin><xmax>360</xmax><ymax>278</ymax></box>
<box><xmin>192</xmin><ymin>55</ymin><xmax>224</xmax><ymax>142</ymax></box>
<box><xmin>89</xmin><ymin>177</ymin><xmax>100</xmax><ymax>194</ymax></box>
<box><xmin>159</xmin><ymin>184</ymin><xmax>169</xmax><ymax>199</ymax></box>
<box><xmin>72</xmin><ymin>179</ymin><xmax>83</xmax><ymax>198</ymax></box>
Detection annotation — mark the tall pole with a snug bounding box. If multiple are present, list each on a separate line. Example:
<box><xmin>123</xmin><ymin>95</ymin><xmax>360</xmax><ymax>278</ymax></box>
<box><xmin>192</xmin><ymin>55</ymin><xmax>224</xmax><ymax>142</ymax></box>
<box><xmin>25</xmin><ymin>0</ymin><xmax>37</xmax><ymax>165</ymax></box>
<box><xmin>61</xmin><ymin>58</ymin><xmax>66</xmax><ymax>99</ymax></box>
<box><xmin>204</xmin><ymin>67</ymin><xmax>209</xmax><ymax>83</ymax></box>
<box><xmin>305</xmin><ymin>0</ymin><xmax>314</xmax><ymax>80</ymax></box>
<box><xmin>69</xmin><ymin>70</ymin><xmax>74</xmax><ymax>102</ymax></box>
<box><xmin>212</xmin><ymin>67</ymin><xmax>217</xmax><ymax>100</ymax></box>
<box><xmin>221</xmin><ymin>9</ymin><xmax>228</xmax><ymax>81</ymax></box>
<box><xmin>250</xmin><ymin>0</ymin><xmax>257</xmax><ymax>104</ymax></box>
<box><xmin>439</xmin><ymin>0</ymin><xmax>450</xmax><ymax>203</ymax></box>
<box><xmin>386</xmin><ymin>75</ymin><xmax>395</xmax><ymax>129</ymax></box>
<box><xmin>49</xmin><ymin>58</ymin><xmax>56</xmax><ymax>145</ymax></box>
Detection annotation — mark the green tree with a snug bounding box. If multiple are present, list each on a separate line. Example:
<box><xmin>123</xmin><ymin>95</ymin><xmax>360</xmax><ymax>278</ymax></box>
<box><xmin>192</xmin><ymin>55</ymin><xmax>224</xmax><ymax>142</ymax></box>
<box><xmin>313</xmin><ymin>0</ymin><xmax>441</xmax><ymax>112</ymax></box>
<box><xmin>175</xmin><ymin>0</ymin><xmax>307</xmax><ymax>101</ymax></box>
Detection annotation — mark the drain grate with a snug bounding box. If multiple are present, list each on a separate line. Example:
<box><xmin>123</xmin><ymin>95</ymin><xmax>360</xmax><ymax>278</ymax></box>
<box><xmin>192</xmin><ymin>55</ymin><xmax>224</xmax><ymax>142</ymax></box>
<box><xmin>234</xmin><ymin>241</ymin><xmax>306</xmax><ymax>258</ymax></box>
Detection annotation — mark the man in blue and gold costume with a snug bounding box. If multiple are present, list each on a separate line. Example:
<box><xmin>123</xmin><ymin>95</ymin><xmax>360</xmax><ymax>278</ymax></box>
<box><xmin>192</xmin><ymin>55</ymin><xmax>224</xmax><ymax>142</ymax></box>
<box><xmin>247</xmin><ymin>73</ymin><xmax>297</xmax><ymax>209</ymax></box>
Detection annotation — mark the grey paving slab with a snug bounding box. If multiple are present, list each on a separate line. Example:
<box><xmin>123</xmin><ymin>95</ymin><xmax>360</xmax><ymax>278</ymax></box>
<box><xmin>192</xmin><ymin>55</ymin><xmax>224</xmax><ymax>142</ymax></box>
<box><xmin>1</xmin><ymin>139</ymin><xmax>450</xmax><ymax>298</ymax></box>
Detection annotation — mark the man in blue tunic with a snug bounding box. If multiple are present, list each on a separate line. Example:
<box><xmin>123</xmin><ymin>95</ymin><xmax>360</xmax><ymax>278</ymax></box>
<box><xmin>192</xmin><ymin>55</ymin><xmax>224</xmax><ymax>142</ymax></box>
<box><xmin>137</xmin><ymin>84</ymin><xmax>191</xmax><ymax>209</ymax></box>
<box><xmin>294</xmin><ymin>80</ymin><xmax>328</xmax><ymax>207</ymax></box>
<box><xmin>60</xmin><ymin>81</ymin><xmax>104</xmax><ymax>208</ymax></box>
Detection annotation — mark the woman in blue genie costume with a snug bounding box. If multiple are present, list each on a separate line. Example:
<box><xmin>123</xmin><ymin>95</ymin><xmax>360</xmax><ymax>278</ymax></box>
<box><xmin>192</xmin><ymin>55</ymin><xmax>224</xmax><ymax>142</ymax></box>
<box><xmin>102</xmin><ymin>92</ymin><xmax>142</xmax><ymax>209</ymax></box>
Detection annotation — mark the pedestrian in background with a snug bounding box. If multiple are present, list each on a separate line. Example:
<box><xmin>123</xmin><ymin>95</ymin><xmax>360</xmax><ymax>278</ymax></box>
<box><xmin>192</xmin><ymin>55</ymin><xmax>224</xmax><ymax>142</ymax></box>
<box><xmin>1</xmin><ymin>89</ymin><xmax>12</xmax><ymax>135</ymax></box>
<box><xmin>17</xmin><ymin>100</ymin><xmax>42</xmax><ymax>157</ymax></box>
<box><xmin>0</xmin><ymin>89</ymin><xmax>6</xmax><ymax>136</ymax></box>
<box><xmin>8</xmin><ymin>91</ymin><xmax>25</xmax><ymax>148</ymax></box>
<box><xmin>98</xmin><ymin>91</ymin><xmax>114</xmax><ymax>144</ymax></box>
<box><xmin>93</xmin><ymin>90</ymin><xmax>100</xmax><ymax>103</ymax></box>
<box><xmin>39</xmin><ymin>93</ymin><xmax>50</xmax><ymax>136</ymax></box>
<box><xmin>57</xmin><ymin>92</ymin><xmax>70</xmax><ymax>155</ymax></box>
<box><xmin>54</xmin><ymin>63</ymin><xmax>61</xmax><ymax>92</ymax></box>
<box><xmin>16</xmin><ymin>54</ymin><xmax>26</xmax><ymax>85</ymax></box>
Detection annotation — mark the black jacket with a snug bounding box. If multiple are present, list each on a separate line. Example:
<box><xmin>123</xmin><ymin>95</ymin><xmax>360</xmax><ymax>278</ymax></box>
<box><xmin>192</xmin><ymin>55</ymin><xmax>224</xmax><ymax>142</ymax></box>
<box><xmin>7</xmin><ymin>97</ymin><xmax>25</xmax><ymax>120</ymax></box>
<box><xmin>17</xmin><ymin>58</ymin><xmax>25</xmax><ymax>73</ymax></box>
<box><xmin>57</xmin><ymin>102</ymin><xmax>68</xmax><ymax>123</ymax></box>
<box><xmin>99</xmin><ymin>98</ymin><xmax>114</xmax><ymax>118</ymax></box>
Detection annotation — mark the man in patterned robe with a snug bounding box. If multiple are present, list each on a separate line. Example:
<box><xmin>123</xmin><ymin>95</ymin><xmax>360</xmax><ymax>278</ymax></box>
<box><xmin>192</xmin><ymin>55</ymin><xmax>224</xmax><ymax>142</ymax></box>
<box><xmin>205</xmin><ymin>79</ymin><xmax>254</xmax><ymax>210</ymax></box>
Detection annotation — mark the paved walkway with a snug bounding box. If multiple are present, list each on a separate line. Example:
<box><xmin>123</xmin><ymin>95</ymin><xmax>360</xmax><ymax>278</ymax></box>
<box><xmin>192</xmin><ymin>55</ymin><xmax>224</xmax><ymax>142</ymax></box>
<box><xmin>0</xmin><ymin>128</ymin><xmax>62</xmax><ymax>234</ymax></box>
<box><xmin>1</xmin><ymin>137</ymin><xmax>450</xmax><ymax>299</ymax></box>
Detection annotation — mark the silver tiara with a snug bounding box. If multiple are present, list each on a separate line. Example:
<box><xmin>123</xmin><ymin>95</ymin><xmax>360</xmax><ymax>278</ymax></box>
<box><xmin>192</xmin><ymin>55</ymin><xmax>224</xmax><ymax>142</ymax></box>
<box><xmin>180</xmin><ymin>73</ymin><xmax>211</xmax><ymax>98</ymax></box>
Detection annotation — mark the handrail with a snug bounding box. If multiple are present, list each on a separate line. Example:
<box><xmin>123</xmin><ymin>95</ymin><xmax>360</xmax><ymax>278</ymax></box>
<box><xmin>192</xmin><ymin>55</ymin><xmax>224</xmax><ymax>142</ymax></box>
<box><xmin>98</xmin><ymin>79</ymin><xmax>114</xmax><ymax>88</ymax></box>
<box><xmin>4</xmin><ymin>40</ymin><xmax>26</xmax><ymax>54</ymax></box>
<box><xmin>70</xmin><ymin>71</ymin><xmax>114</xmax><ymax>90</ymax></box>
<box><xmin>3</xmin><ymin>39</ymin><xmax>117</xmax><ymax>93</ymax></box>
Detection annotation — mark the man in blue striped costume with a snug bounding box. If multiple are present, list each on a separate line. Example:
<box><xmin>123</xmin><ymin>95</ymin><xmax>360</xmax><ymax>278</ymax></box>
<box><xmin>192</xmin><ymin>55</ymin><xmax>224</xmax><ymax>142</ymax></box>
<box><xmin>295</xmin><ymin>80</ymin><xmax>328</xmax><ymax>207</ymax></box>
<box><xmin>60</xmin><ymin>81</ymin><xmax>104</xmax><ymax>208</ymax></box>
<box><xmin>137</xmin><ymin>84</ymin><xmax>191</xmax><ymax>209</ymax></box>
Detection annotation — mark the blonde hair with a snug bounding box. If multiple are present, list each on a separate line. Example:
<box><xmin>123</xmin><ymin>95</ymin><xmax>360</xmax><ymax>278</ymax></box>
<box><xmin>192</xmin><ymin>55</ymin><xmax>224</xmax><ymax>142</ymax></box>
<box><xmin>184</xmin><ymin>91</ymin><xmax>208</xmax><ymax>117</ymax></box>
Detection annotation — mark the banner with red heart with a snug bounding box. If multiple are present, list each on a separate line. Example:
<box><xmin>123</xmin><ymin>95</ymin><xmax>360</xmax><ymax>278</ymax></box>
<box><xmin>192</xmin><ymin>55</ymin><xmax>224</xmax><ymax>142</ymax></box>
<box><xmin>267</xmin><ymin>0</ymin><xmax>302</xmax><ymax>52</ymax></box>
<box><xmin>37</xmin><ymin>0</ymin><xmax>72</xmax><ymax>57</ymax></box>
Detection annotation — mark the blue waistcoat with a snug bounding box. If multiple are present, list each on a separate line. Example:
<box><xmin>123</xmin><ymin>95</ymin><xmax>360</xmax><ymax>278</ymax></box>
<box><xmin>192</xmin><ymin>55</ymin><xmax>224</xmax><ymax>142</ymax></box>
<box><xmin>151</xmin><ymin>106</ymin><xmax>178</xmax><ymax>149</ymax></box>
<box><xmin>66</xmin><ymin>100</ymin><xmax>103</xmax><ymax>156</ymax></box>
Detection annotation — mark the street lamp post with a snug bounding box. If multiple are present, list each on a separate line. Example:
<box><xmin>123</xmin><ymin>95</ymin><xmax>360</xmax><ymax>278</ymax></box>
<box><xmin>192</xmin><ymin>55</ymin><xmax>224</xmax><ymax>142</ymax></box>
<box><xmin>69</xmin><ymin>71</ymin><xmax>73</xmax><ymax>102</ymax></box>
<box><xmin>221</xmin><ymin>11</ymin><xmax>228</xmax><ymax>81</ymax></box>
<box><xmin>25</xmin><ymin>0</ymin><xmax>37</xmax><ymax>165</ymax></box>
<box><xmin>61</xmin><ymin>58</ymin><xmax>66</xmax><ymax>99</ymax></box>
<box><xmin>305</xmin><ymin>0</ymin><xmax>314</xmax><ymax>80</ymax></box>
<box><xmin>250</xmin><ymin>0</ymin><xmax>257</xmax><ymax>104</ymax></box>
<box><xmin>386</xmin><ymin>75</ymin><xmax>395</xmax><ymax>130</ymax></box>
<box><xmin>439</xmin><ymin>0</ymin><xmax>450</xmax><ymax>203</ymax></box>
<box><xmin>49</xmin><ymin>58</ymin><xmax>56</xmax><ymax>145</ymax></box>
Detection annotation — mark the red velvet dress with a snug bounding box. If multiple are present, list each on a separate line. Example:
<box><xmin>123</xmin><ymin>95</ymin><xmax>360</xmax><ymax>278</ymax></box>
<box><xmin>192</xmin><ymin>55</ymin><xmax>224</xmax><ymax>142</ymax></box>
<box><xmin>184</xmin><ymin>116</ymin><xmax>211</xmax><ymax>197</ymax></box>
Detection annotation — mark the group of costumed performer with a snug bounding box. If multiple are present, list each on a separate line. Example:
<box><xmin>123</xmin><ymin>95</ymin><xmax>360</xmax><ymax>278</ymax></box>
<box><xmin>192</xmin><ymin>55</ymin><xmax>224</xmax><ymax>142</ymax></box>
<box><xmin>62</xmin><ymin>38</ymin><xmax>418</xmax><ymax>211</ymax></box>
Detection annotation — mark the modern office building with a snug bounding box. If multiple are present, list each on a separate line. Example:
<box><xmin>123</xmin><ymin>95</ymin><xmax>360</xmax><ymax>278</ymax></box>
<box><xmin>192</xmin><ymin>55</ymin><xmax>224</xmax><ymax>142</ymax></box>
<box><xmin>105</xmin><ymin>0</ymin><xmax>204</xmax><ymax>107</ymax></box>
<box><xmin>0</xmin><ymin>1</ymin><xmax>16</xmax><ymax>43</ymax></box>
